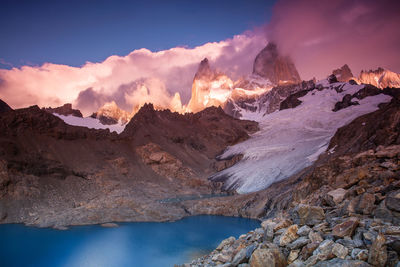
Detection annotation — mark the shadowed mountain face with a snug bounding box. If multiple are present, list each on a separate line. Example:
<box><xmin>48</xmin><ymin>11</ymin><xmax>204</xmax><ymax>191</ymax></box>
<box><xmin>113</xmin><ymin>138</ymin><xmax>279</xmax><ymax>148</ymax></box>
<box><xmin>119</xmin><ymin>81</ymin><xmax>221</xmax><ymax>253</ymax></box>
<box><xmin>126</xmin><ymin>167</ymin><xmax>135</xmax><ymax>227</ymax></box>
<box><xmin>252</xmin><ymin>43</ymin><xmax>301</xmax><ymax>85</ymax></box>
<box><xmin>0</xmin><ymin>99</ymin><xmax>12</xmax><ymax>113</ymax></box>
<box><xmin>0</xmin><ymin>100</ymin><xmax>257</xmax><ymax>227</ymax></box>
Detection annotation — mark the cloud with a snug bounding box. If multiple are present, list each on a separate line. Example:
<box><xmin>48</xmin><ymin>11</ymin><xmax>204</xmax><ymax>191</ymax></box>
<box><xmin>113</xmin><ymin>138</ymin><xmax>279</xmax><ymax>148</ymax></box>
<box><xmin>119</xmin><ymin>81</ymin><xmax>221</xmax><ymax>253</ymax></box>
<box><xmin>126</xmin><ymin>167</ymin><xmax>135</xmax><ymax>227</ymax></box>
<box><xmin>267</xmin><ymin>0</ymin><xmax>400</xmax><ymax>80</ymax></box>
<box><xmin>0</xmin><ymin>33</ymin><xmax>266</xmax><ymax>115</ymax></box>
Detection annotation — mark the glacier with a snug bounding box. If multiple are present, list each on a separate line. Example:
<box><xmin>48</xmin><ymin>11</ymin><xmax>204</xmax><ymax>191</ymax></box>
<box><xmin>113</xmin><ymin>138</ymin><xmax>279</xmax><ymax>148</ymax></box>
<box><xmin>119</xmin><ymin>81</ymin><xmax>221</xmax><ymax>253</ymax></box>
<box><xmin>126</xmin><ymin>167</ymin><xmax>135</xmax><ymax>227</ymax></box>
<box><xmin>211</xmin><ymin>81</ymin><xmax>392</xmax><ymax>193</ymax></box>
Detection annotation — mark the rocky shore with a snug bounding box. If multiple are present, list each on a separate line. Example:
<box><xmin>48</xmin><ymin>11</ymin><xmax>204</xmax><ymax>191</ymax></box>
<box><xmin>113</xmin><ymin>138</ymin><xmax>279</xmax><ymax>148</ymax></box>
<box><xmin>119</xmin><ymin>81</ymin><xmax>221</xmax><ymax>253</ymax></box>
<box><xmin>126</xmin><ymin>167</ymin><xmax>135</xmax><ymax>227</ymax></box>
<box><xmin>183</xmin><ymin>205</ymin><xmax>399</xmax><ymax>267</ymax></box>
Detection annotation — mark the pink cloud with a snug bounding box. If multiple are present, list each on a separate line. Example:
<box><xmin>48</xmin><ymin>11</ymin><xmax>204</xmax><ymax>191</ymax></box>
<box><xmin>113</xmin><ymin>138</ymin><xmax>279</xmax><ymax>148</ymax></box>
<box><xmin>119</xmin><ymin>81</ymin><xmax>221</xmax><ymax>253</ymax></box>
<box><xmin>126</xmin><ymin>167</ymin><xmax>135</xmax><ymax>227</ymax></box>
<box><xmin>267</xmin><ymin>0</ymin><xmax>400</xmax><ymax>80</ymax></box>
<box><xmin>0</xmin><ymin>33</ymin><xmax>266</xmax><ymax>115</ymax></box>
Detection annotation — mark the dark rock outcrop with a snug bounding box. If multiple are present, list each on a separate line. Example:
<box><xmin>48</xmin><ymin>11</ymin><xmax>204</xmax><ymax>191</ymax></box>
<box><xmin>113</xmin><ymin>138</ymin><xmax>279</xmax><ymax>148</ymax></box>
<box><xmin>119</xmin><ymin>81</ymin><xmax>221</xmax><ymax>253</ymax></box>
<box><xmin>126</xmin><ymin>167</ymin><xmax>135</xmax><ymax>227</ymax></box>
<box><xmin>44</xmin><ymin>103</ymin><xmax>83</xmax><ymax>117</ymax></box>
<box><xmin>332</xmin><ymin>94</ymin><xmax>359</xmax><ymax>112</ymax></box>
<box><xmin>328</xmin><ymin>74</ymin><xmax>339</xmax><ymax>84</ymax></box>
<box><xmin>0</xmin><ymin>99</ymin><xmax>12</xmax><ymax>113</ymax></box>
<box><xmin>253</xmin><ymin>43</ymin><xmax>301</xmax><ymax>85</ymax></box>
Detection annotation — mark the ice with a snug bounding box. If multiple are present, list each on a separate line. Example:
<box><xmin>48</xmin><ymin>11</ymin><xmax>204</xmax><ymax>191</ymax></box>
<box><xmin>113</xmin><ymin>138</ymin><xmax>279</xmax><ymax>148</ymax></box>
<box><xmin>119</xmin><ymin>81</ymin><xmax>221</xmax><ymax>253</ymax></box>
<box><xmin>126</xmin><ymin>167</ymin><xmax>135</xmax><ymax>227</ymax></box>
<box><xmin>212</xmin><ymin>83</ymin><xmax>392</xmax><ymax>193</ymax></box>
<box><xmin>54</xmin><ymin>114</ymin><xmax>125</xmax><ymax>134</ymax></box>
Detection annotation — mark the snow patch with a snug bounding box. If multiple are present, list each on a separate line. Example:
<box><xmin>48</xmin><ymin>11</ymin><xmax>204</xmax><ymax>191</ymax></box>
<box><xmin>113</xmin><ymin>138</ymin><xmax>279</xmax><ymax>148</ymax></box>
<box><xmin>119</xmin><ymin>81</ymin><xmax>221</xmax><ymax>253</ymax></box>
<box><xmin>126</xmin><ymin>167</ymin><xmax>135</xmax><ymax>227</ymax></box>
<box><xmin>54</xmin><ymin>114</ymin><xmax>125</xmax><ymax>134</ymax></box>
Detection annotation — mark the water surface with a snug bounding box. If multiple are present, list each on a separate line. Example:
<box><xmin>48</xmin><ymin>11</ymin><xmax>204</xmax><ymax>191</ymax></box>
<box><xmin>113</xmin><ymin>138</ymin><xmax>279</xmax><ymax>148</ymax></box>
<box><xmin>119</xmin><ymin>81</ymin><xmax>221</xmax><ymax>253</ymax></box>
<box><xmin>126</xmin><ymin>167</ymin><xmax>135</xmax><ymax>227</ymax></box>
<box><xmin>0</xmin><ymin>215</ymin><xmax>259</xmax><ymax>267</ymax></box>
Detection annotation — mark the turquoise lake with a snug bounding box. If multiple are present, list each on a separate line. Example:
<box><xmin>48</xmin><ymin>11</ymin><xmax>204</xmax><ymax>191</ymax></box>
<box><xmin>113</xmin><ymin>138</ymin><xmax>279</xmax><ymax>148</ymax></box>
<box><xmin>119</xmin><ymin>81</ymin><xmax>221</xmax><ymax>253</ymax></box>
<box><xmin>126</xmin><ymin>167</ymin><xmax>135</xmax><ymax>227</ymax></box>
<box><xmin>0</xmin><ymin>215</ymin><xmax>260</xmax><ymax>267</ymax></box>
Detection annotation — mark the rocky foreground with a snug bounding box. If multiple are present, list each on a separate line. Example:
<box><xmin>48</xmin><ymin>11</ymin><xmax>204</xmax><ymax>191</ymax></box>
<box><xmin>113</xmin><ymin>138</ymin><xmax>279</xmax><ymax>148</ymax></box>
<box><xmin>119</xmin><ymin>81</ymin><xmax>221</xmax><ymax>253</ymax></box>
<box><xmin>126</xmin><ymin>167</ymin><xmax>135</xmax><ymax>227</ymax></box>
<box><xmin>180</xmin><ymin>144</ymin><xmax>400</xmax><ymax>266</ymax></box>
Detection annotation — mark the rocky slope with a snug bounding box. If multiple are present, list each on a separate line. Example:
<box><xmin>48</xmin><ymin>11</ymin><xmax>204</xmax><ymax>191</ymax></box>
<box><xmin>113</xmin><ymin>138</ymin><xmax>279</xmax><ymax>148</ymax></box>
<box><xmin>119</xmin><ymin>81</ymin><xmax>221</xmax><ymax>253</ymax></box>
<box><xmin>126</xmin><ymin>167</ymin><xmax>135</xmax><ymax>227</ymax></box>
<box><xmin>0</xmin><ymin>101</ymin><xmax>257</xmax><ymax>228</ymax></box>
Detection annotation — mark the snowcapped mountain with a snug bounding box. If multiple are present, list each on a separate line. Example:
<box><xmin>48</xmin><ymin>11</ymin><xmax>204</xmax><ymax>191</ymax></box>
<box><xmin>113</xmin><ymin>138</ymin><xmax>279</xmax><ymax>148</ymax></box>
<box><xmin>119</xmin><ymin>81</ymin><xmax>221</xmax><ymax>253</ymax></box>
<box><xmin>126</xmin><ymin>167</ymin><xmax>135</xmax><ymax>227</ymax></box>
<box><xmin>211</xmin><ymin>79</ymin><xmax>394</xmax><ymax>193</ymax></box>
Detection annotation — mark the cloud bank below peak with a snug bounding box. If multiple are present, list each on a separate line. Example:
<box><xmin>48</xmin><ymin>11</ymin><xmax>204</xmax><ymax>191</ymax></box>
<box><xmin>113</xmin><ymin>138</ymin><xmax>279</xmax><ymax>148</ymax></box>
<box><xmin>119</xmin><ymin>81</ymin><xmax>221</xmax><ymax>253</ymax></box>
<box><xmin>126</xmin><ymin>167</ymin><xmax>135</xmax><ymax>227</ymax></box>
<box><xmin>0</xmin><ymin>33</ymin><xmax>267</xmax><ymax>115</ymax></box>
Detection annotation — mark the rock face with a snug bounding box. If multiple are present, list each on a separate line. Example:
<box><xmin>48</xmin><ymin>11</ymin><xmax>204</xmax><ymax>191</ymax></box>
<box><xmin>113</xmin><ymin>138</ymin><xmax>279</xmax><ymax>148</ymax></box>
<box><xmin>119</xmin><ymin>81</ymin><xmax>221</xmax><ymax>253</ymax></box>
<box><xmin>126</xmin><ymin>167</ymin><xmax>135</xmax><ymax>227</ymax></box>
<box><xmin>186</xmin><ymin>58</ymin><xmax>233</xmax><ymax>113</ymax></box>
<box><xmin>90</xmin><ymin>101</ymin><xmax>132</xmax><ymax>125</ymax></box>
<box><xmin>252</xmin><ymin>42</ymin><xmax>301</xmax><ymax>85</ymax></box>
<box><xmin>357</xmin><ymin>67</ymin><xmax>400</xmax><ymax>89</ymax></box>
<box><xmin>332</xmin><ymin>64</ymin><xmax>354</xmax><ymax>82</ymax></box>
<box><xmin>44</xmin><ymin>103</ymin><xmax>83</xmax><ymax>117</ymax></box>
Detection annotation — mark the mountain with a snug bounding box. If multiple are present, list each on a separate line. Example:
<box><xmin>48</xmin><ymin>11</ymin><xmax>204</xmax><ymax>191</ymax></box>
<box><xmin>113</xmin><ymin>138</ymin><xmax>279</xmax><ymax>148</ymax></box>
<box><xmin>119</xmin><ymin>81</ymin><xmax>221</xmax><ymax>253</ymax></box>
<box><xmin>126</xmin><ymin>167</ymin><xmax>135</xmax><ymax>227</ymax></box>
<box><xmin>43</xmin><ymin>103</ymin><xmax>83</xmax><ymax>117</ymax></box>
<box><xmin>90</xmin><ymin>101</ymin><xmax>132</xmax><ymax>125</ymax></box>
<box><xmin>0</xmin><ymin>100</ymin><xmax>257</xmax><ymax>227</ymax></box>
<box><xmin>185</xmin><ymin>43</ymin><xmax>298</xmax><ymax>114</ymax></box>
<box><xmin>332</xmin><ymin>64</ymin><xmax>354</xmax><ymax>82</ymax></box>
<box><xmin>186</xmin><ymin>58</ymin><xmax>233</xmax><ymax>113</ymax></box>
<box><xmin>252</xmin><ymin>42</ymin><xmax>301</xmax><ymax>85</ymax></box>
<box><xmin>357</xmin><ymin>67</ymin><xmax>400</xmax><ymax>89</ymax></box>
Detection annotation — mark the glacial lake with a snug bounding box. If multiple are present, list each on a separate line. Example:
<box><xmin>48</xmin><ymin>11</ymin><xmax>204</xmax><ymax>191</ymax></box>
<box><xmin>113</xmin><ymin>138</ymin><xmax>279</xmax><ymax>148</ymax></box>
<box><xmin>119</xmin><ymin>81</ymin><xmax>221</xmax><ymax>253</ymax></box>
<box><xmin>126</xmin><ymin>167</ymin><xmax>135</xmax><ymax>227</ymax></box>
<box><xmin>0</xmin><ymin>215</ymin><xmax>260</xmax><ymax>267</ymax></box>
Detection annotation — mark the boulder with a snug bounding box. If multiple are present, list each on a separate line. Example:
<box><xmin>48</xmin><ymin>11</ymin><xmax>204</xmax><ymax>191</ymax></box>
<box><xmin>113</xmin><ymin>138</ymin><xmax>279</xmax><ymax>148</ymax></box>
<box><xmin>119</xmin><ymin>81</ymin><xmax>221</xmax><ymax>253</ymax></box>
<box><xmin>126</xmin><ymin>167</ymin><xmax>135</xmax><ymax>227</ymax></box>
<box><xmin>273</xmin><ymin>219</ymin><xmax>293</xmax><ymax>232</ymax></box>
<box><xmin>355</xmin><ymin>193</ymin><xmax>376</xmax><ymax>215</ymax></box>
<box><xmin>313</xmin><ymin>258</ymin><xmax>371</xmax><ymax>267</ymax></box>
<box><xmin>313</xmin><ymin>240</ymin><xmax>335</xmax><ymax>261</ymax></box>
<box><xmin>212</xmin><ymin>253</ymin><xmax>232</xmax><ymax>263</ymax></box>
<box><xmin>308</xmin><ymin>231</ymin><xmax>323</xmax><ymax>244</ymax></box>
<box><xmin>326</xmin><ymin>188</ymin><xmax>347</xmax><ymax>205</ymax></box>
<box><xmin>292</xmin><ymin>204</ymin><xmax>325</xmax><ymax>226</ymax></box>
<box><xmin>287</xmin><ymin>249</ymin><xmax>300</xmax><ymax>264</ymax></box>
<box><xmin>300</xmin><ymin>242</ymin><xmax>319</xmax><ymax>260</ymax></box>
<box><xmin>332</xmin><ymin>243</ymin><xmax>349</xmax><ymax>259</ymax></box>
<box><xmin>297</xmin><ymin>225</ymin><xmax>311</xmax><ymax>236</ymax></box>
<box><xmin>386</xmin><ymin>190</ymin><xmax>400</xmax><ymax>212</ymax></box>
<box><xmin>279</xmin><ymin>225</ymin><xmax>299</xmax><ymax>246</ymax></box>
<box><xmin>232</xmin><ymin>247</ymin><xmax>248</xmax><ymax>266</ymax></box>
<box><xmin>368</xmin><ymin>233</ymin><xmax>387</xmax><ymax>267</ymax></box>
<box><xmin>351</xmin><ymin>249</ymin><xmax>369</xmax><ymax>261</ymax></box>
<box><xmin>249</xmin><ymin>248</ymin><xmax>286</xmax><ymax>267</ymax></box>
<box><xmin>217</xmin><ymin>236</ymin><xmax>236</xmax><ymax>251</ymax></box>
<box><xmin>332</xmin><ymin>218</ymin><xmax>359</xmax><ymax>238</ymax></box>
<box><xmin>287</xmin><ymin>236</ymin><xmax>310</xmax><ymax>250</ymax></box>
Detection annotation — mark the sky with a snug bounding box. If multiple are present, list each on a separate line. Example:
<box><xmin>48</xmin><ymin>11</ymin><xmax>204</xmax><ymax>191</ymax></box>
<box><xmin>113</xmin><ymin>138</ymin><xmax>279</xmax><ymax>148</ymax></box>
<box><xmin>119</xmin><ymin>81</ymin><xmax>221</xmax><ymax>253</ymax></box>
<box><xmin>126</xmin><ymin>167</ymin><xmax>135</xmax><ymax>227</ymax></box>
<box><xmin>0</xmin><ymin>0</ymin><xmax>273</xmax><ymax>68</ymax></box>
<box><xmin>0</xmin><ymin>0</ymin><xmax>399</xmax><ymax>114</ymax></box>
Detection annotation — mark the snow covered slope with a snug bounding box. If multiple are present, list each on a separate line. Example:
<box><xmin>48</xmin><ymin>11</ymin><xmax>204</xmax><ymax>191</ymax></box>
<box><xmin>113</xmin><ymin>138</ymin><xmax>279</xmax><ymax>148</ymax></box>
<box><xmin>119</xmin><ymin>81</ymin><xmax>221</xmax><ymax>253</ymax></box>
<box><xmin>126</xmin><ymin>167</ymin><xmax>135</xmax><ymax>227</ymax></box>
<box><xmin>211</xmin><ymin>81</ymin><xmax>392</xmax><ymax>193</ymax></box>
<box><xmin>54</xmin><ymin>114</ymin><xmax>125</xmax><ymax>134</ymax></box>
